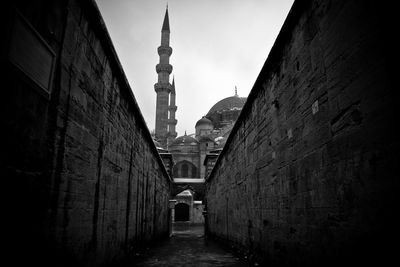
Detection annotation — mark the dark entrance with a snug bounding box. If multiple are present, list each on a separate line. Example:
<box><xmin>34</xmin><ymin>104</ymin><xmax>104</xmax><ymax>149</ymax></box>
<box><xmin>175</xmin><ymin>203</ymin><xmax>190</xmax><ymax>221</ymax></box>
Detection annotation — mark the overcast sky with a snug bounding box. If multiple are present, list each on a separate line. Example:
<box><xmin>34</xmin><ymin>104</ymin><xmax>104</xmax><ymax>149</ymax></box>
<box><xmin>95</xmin><ymin>0</ymin><xmax>294</xmax><ymax>136</ymax></box>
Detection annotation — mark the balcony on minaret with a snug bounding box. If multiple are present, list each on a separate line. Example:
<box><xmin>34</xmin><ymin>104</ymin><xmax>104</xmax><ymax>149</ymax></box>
<box><xmin>168</xmin><ymin>118</ymin><xmax>178</xmax><ymax>125</ymax></box>
<box><xmin>156</xmin><ymin>63</ymin><xmax>173</xmax><ymax>74</ymax></box>
<box><xmin>154</xmin><ymin>82</ymin><xmax>172</xmax><ymax>93</ymax></box>
<box><xmin>158</xmin><ymin>46</ymin><xmax>172</xmax><ymax>56</ymax></box>
<box><xmin>168</xmin><ymin>105</ymin><xmax>177</xmax><ymax>112</ymax></box>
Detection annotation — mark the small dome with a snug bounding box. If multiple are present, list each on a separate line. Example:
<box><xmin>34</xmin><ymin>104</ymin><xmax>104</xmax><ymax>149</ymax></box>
<box><xmin>207</xmin><ymin>95</ymin><xmax>247</xmax><ymax>115</ymax></box>
<box><xmin>171</xmin><ymin>134</ymin><xmax>199</xmax><ymax>146</ymax></box>
<box><xmin>195</xmin><ymin>116</ymin><xmax>213</xmax><ymax>127</ymax></box>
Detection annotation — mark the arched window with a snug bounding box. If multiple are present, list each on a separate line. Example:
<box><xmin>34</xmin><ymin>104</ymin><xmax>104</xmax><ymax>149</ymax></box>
<box><xmin>191</xmin><ymin>165</ymin><xmax>197</xmax><ymax>178</ymax></box>
<box><xmin>173</xmin><ymin>160</ymin><xmax>198</xmax><ymax>178</ymax></box>
<box><xmin>182</xmin><ymin>164</ymin><xmax>188</xmax><ymax>177</ymax></box>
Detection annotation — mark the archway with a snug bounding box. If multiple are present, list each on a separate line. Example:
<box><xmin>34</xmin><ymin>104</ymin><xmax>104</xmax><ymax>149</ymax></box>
<box><xmin>173</xmin><ymin>160</ymin><xmax>199</xmax><ymax>178</ymax></box>
<box><xmin>182</xmin><ymin>164</ymin><xmax>189</xmax><ymax>177</ymax></box>
<box><xmin>175</xmin><ymin>203</ymin><xmax>190</xmax><ymax>221</ymax></box>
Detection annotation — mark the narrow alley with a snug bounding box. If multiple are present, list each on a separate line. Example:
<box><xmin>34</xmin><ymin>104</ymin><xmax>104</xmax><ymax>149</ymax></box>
<box><xmin>2</xmin><ymin>0</ymin><xmax>397</xmax><ymax>266</ymax></box>
<box><xmin>131</xmin><ymin>224</ymin><xmax>249</xmax><ymax>267</ymax></box>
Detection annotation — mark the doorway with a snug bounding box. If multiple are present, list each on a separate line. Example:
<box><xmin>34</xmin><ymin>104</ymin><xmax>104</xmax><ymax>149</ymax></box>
<box><xmin>175</xmin><ymin>203</ymin><xmax>190</xmax><ymax>221</ymax></box>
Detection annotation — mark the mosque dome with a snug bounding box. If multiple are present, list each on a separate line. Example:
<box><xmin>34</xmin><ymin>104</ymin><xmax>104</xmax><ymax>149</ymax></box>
<box><xmin>207</xmin><ymin>95</ymin><xmax>247</xmax><ymax>115</ymax></box>
<box><xmin>171</xmin><ymin>133</ymin><xmax>199</xmax><ymax>146</ymax></box>
<box><xmin>195</xmin><ymin>116</ymin><xmax>213</xmax><ymax>127</ymax></box>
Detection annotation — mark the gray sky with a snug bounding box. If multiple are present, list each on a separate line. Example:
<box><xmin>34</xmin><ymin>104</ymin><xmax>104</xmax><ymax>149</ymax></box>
<box><xmin>95</xmin><ymin>0</ymin><xmax>294</xmax><ymax>136</ymax></box>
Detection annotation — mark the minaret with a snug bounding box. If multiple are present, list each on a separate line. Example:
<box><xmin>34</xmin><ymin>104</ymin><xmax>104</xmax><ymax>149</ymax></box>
<box><xmin>168</xmin><ymin>77</ymin><xmax>178</xmax><ymax>144</ymax></box>
<box><xmin>154</xmin><ymin>7</ymin><xmax>173</xmax><ymax>147</ymax></box>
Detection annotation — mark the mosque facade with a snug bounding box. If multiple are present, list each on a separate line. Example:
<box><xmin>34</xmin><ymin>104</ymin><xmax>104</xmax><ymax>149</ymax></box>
<box><xmin>153</xmin><ymin>7</ymin><xmax>246</xmax><ymax>223</ymax></box>
<box><xmin>153</xmin><ymin>8</ymin><xmax>247</xmax><ymax>180</ymax></box>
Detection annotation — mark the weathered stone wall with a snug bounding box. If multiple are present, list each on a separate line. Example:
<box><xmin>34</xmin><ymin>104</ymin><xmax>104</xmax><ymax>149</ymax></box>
<box><xmin>2</xmin><ymin>0</ymin><xmax>171</xmax><ymax>266</ymax></box>
<box><xmin>193</xmin><ymin>203</ymin><xmax>204</xmax><ymax>224</ymax></box>
<box><xmin>206</xmin><ymin>0</ymin><xmax>397</xmax><ymax>266</ymax></box>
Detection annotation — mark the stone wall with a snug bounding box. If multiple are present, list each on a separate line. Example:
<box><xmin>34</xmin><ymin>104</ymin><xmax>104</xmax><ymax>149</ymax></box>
<box><xmin>206</xmin><ymin>0</ymin><xmax>397</xmax><ymax>266</ymax></box>
<box><xmin>193</xmin><ymin>202</ymin><xmax>205</xmax><ymax>224</ymax></box>
<box><xmin>2</xmin><ymin>0</ymin><xmax>171</xmax><ymax>266</ymax></box>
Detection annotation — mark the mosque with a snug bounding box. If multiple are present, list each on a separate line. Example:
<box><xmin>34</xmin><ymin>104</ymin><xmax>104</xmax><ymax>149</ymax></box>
<box><xmin>152</xmin><ymin>7</ymin><xmax>246</xmax><ymax>223</ymax></box>
<box><xmin>153</xmin><ymin>7</ymin><xmax>246</xmax><ymax>178</ymax></box>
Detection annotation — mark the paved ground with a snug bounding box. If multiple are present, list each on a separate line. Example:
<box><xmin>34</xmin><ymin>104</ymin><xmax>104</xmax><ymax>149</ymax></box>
<box><xmin>130</xmin><ymin>224</ymin><xmax>249</xmax><ymax>266</ymax></box>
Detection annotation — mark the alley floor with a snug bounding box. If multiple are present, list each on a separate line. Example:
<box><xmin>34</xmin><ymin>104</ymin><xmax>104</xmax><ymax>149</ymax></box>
<box><xmin>130</xmin><ymin>223</ymin><xmax>250</xmax><ymax>266</ymax></box>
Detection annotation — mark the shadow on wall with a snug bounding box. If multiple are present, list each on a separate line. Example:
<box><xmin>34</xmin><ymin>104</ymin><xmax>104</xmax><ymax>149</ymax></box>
<box><xmin>3</xmin><ymin>0</ymin><xmax>172</xmax><ymax>266</ymax></box>
<box><xmin>205</xmin><ymin>0</ymin><xmax>398</xmax><ymax>266</ymax></box>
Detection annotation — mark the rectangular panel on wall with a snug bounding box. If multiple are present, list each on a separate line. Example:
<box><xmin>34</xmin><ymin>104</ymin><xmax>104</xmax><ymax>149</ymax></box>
<box><xmin>8</xmin><ymin>11</ymin><xmax>56</xmax><ymax>96</ymax></box>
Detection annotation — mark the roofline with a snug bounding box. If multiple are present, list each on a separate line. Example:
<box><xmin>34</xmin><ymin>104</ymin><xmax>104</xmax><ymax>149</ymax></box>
<box><xmin>206</xmin><ymin>96</ymin><xmax>248</xmax><ymax>115</ymax></box>
<box><xmin>173</xmin><ymin>178</ymin><xmax>205</xmax><ymax>183</ymax></box>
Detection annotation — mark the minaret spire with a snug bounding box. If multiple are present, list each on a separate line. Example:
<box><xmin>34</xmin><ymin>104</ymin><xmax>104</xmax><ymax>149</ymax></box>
<box><xmin>162</xmin><ymin>6</ymin><xmax>170</xmax><ymax>32</ymax></box>
<box><xmin>168</xmin><ymin>76</ymin><xmax>178</xmax><ymax>143</ymax></box>
<box><xmin>154</xmin><ymin>6</ymin><xmax>174</xmax><ymax>147</ymax></box>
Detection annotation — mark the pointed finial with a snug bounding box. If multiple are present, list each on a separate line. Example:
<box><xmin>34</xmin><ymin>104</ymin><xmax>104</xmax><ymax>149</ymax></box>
<box><xmin>162</xmin><ymin>5</ymin><xmax>170</xmax><ymax>31</ymax></box>
<box><xmin>171</xmin><ymin>75</ymin><xmax>175</xmax><ymax>94</ymax></box>
<box><xmin>167</xmin><ymin>3</ymin><xmax>168</xmax><ymax>10</ymax></box>
<box><xmin>184</xmin><ymin>130</ymin><xmax>187</xmax><ymax>136</ymax></box>
<box><xmin>234</xmin><ymin>86</ymin><xmax>238</xmax><ymax>96</ymax></box>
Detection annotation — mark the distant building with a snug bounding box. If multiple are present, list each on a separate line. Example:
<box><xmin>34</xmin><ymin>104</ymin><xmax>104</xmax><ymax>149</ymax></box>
<box><xmin>153</xmin><ymin>8</ymin><xmax>247</xmax><ymax>181</ymax></box>
<box><xmin>169</xmin><ymin>92</ymin><xmax>246</xmax><ymax>179</ymax></box>
<box><xmin>153</xmin><ymin>7</ymin><xmax>246</xmax><ymax>224</ymax></box>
